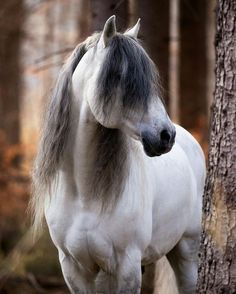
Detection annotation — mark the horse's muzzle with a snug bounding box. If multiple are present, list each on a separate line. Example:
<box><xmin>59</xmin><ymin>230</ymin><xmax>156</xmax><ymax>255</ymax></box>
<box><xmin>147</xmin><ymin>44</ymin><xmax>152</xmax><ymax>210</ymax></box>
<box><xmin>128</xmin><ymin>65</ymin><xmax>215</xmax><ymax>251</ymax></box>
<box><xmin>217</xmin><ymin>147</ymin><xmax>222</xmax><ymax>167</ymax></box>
<box><xmin>141</xmin><ymin>128</ymin><xmax>176</xmax><ymax>157</ymax></box>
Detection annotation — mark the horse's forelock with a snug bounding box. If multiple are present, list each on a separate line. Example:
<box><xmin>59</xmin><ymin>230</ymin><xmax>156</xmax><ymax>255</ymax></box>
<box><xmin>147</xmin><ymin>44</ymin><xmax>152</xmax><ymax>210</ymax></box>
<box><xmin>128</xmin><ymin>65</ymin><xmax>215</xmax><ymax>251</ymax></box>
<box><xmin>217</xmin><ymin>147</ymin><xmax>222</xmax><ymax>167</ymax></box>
<box><xmin>97</xmin><ymin>34</ymin><xmax>160</xmax><ymax>116</ymax></box>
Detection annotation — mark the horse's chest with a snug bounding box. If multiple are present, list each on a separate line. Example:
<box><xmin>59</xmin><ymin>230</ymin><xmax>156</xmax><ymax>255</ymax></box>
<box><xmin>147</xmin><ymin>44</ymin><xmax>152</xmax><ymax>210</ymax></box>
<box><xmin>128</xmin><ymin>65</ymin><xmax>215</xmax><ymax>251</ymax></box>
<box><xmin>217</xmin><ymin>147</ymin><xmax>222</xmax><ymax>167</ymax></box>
<box><xmin>69</xmin><ymin>209</ymin><xmax>151</xmax><ymax>250</ymax></box>
<box><xmin>46</xmin><ymin>199</ymin><xmax>152</xmax><ymax>270</ymax></box>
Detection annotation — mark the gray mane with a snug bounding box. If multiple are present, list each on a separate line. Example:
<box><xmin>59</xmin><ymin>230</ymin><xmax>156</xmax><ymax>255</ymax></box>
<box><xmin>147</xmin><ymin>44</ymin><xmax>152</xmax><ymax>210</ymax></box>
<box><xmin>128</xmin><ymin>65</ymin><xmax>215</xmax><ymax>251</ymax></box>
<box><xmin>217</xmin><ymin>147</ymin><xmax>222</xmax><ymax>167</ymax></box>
<box><xmin>86</xmin><ymin>125</ymin><xmax>128</xmax><ymax>209</ymax></box>
<box><xmin>31</xmin><ymin>39</ymin><xmax>92</xmax><ymax>235</ymax></box>
<box><xmin>31</xmin><ymin>32</ymin><xmax>160</xmax><ymax>235</ymax></box>
<box><xmin>33</xmin><ymin>34</ymin><xmax>101</xmax><ymax>195</ymax></box>
<box><xmin>33</xmin><ymin>43</ymin><xmax>86</xmax><ymax>189</ymax></box>
<box><xmin>33</xmin><ymin>34</ymin><xmax>159</xmax><ymax>196</ymax></box>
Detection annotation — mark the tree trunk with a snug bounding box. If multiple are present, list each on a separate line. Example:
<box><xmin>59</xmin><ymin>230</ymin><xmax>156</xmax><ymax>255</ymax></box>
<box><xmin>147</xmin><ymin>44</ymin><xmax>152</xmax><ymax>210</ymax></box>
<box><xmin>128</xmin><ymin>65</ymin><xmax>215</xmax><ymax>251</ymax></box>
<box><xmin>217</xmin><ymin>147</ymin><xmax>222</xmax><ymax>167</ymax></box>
<box><xmin>20</xmin><ymin>0</ymin><xmax>81</xmax><ymax>164</ymax></box>
<box><xmin>90</xmin><ymin>0</ymin><xmax>128</xmax><ymax>32</ymax></box>
<box><xmin>130</xmin><ymin>0</ymin><xmax>170</xmax><ymax>106</ymax></box>
<box><xmin>169</xmin><ymin>0</ymin><xmax>180</xmax><ymax>123</ymax></box>
<box><xmin>77</xmin><ymin>0</ymin><xmax>90</xmax><ymax>42</ymax></box>
<box><xmin>179</xmin><ymin>0</ymin><xmax>208</xmax><ymax>131</ymax></box>
<box><xmin>197</xmin><ymin>0</ymin><xmax>236</xmax><ymax>293</ymax></box>
<box><xmin>206</xmin><ymin>0</ymin><xmax>217</xmax><ymax>118</ymax></box>
<box><xmin>0</xmin><ymin>1</ymin><xmax>24</xmax><ymax>144</ymax></box>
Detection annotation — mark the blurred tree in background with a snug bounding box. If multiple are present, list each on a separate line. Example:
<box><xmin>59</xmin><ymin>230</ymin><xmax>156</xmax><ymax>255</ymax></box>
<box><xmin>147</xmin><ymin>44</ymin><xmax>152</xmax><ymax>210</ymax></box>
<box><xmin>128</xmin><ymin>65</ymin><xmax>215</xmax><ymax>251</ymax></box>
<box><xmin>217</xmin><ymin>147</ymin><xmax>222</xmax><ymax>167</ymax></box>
<box><xmin>0</xmin><ymin>0</ymin><xmax>28</xmax><ymax>272</ymax></box>
<box><xmin>0</xmin><ymin>0</ymin><xmax>24</xmax><ymax>145</ymax></box>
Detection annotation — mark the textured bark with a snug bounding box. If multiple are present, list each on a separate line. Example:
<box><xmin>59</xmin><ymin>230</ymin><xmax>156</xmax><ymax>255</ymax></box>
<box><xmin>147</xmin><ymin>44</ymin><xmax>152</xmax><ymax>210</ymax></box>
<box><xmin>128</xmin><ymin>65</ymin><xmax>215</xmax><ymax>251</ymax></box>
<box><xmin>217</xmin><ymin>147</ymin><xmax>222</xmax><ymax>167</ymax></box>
<box><xmin>0</xmin><ymin>0</ymin><xmax>24</xmax><ymax>144</ymax></box>
<box><xmin>206</xmin><ymin>0</ymin><xmax>217</xmax><ymax>117</ymax></box>
<box><xmin>197</xmin><ymin>0</ymin><xmax>236</xmax><ymax>293</ymax></box>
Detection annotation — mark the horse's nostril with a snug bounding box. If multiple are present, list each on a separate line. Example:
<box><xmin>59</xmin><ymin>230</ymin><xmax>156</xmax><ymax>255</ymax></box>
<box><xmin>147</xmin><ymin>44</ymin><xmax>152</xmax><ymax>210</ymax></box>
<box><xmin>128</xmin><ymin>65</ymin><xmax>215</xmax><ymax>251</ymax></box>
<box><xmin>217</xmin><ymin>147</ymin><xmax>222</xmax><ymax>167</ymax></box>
<box><xmin>173</xmin><ymin>128</ymin><xmax>176</xmax><ymax>140</ymax></box>
<box><xmin>160</xmin><ymin>129</ymin><xmax>171</xmax><ymax>143</ymax></box>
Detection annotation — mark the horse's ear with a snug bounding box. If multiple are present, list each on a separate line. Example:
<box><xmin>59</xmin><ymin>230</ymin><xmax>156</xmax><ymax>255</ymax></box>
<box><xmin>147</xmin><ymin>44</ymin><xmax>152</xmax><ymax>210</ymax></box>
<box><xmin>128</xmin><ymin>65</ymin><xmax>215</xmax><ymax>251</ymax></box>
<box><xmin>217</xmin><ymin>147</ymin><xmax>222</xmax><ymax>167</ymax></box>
<box><xmin>124</xmin><ymin>19</ymin><xmax>141</xmax><ymax>38</ymax></box>
<box><xmin>100</xmin><ymin>15</ymin><xmax>117</xmax><ymax>48</ymax></box>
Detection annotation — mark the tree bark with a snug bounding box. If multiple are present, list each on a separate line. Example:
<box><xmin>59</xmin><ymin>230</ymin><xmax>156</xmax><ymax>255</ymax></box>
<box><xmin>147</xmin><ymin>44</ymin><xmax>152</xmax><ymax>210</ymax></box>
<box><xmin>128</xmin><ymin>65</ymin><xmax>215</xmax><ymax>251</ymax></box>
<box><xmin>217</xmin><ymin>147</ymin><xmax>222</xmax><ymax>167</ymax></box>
<box><xmin>197</xmin><ymin>0</ymin><xmax>236</xmax><ymax>293</ymax></box>
<box><xmin>206</xmin><ymin>0</ymin><xmax>217</xmax><ymax>118</ymax></box>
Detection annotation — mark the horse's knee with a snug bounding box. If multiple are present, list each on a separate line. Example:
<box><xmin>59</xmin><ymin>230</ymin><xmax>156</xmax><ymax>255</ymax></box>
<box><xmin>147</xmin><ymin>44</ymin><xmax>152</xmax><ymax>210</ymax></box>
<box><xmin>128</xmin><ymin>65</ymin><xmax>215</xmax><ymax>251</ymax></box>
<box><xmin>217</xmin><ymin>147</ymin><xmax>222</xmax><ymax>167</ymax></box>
<box><xmin>96</xmin><ymin>270</ymin><xmax>117</xmax><ymax>293</ymax></box>
<box><xmin>96</xmin><ymin>266</ymin><xmax>141</xmax><ymax>294</ymax></box>
<box><xmin>118</xmin><ymin>274</ymin><xmax>141</xmax><ymax>294</ymax></box>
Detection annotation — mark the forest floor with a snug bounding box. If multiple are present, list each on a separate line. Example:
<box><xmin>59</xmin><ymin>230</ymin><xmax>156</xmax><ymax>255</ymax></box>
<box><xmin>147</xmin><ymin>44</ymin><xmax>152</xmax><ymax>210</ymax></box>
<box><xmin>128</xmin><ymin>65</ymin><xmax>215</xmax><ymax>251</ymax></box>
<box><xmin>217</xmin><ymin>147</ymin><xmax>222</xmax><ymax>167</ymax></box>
<box><xmin>0</xmin><ymin>274</ymin><xmax>68</xmax><ymax>294</ymax></box>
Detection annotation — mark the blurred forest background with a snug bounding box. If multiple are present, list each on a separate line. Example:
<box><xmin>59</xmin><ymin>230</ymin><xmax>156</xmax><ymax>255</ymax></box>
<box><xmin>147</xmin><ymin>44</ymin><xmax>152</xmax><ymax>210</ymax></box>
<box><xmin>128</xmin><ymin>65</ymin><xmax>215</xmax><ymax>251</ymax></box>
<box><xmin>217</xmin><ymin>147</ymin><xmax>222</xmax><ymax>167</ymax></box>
<box><xmin>0</xmin><ymin>0</ymin><xmax>216</xmax><ymax>293</ymax></box>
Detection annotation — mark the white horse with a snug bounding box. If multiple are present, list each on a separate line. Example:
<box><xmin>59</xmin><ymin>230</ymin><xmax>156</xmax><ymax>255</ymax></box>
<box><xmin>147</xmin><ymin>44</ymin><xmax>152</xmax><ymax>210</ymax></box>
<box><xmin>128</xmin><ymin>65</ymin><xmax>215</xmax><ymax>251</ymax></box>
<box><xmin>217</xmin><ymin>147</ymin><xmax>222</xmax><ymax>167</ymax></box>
<box><xmin>32</xmin><ymin>16</ymin><xmax>206</xmax><ymax>294</ymax></box>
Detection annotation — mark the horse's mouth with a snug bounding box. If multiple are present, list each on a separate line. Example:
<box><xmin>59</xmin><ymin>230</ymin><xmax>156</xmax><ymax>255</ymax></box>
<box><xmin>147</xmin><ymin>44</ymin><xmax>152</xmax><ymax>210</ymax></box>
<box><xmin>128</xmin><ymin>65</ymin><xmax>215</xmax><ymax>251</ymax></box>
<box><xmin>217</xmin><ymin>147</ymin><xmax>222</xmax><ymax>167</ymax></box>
<box><xmin>142</xmin><ymin>138</ymin><xmax>174</xmax><ymax>157</ymax></box>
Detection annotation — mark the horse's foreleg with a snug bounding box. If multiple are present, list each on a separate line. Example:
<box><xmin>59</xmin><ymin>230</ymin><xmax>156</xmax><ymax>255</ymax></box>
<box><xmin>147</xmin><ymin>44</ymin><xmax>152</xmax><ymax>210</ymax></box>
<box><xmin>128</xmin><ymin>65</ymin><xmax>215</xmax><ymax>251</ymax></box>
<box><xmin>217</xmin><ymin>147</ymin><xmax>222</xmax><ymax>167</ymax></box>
<box><xmin>97</xmin><ymin>251</ymin><xmax>142</xmax><ymax>293</ymax></box>
<box><xmin>96</xmin><ymin>269</ymin><xmax>117</xmax><ymax>293</ymax></box>
<box><xmin>116</xmin><ymin>252</ymin><xmax>142</xmax><ymax>294</ymax></box>
<box><xmin>167</xmin><ymin>236</ymin><xmax>199</xmax><ymax>294</ymax></box>
<box><xmin>59</xmin><ymin>251</ymin><xmax>97</xmax><ymax>294</ymax></box>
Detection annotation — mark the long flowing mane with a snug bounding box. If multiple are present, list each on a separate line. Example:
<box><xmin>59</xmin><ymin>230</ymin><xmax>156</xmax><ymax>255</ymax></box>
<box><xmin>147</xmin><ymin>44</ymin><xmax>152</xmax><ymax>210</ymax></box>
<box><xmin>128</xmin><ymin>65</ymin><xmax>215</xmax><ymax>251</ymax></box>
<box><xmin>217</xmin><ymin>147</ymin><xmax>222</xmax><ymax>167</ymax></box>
<box><xmin>31</xmin><ymin>35</ymin><xmax>99</xmax><ymax>235</ymax></box>
<box><xmin>31</xmin><ymin>32</ymin><xmax>160</xmax><ymax>236</ymax></box>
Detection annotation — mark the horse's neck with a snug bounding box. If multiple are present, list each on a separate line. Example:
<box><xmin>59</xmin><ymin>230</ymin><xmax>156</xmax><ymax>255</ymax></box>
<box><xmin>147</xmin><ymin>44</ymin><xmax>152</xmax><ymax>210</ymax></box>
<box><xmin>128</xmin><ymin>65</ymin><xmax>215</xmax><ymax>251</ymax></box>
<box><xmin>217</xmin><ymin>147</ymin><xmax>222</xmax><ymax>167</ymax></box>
<box><xmin>72</xmin><ymin>112</ymin><xmax>129</xmax><ymax>205</ymax></box>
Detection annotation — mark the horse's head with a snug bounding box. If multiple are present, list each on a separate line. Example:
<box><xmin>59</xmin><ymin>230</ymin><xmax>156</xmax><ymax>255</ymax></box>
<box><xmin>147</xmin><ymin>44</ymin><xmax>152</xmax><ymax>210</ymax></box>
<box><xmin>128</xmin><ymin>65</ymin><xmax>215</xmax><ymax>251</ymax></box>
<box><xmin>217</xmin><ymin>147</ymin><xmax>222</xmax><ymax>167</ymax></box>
<box><xmin>72</xmin><ymin>16</ymin><xmax>176</xmax><ymax>157</ymax></box>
